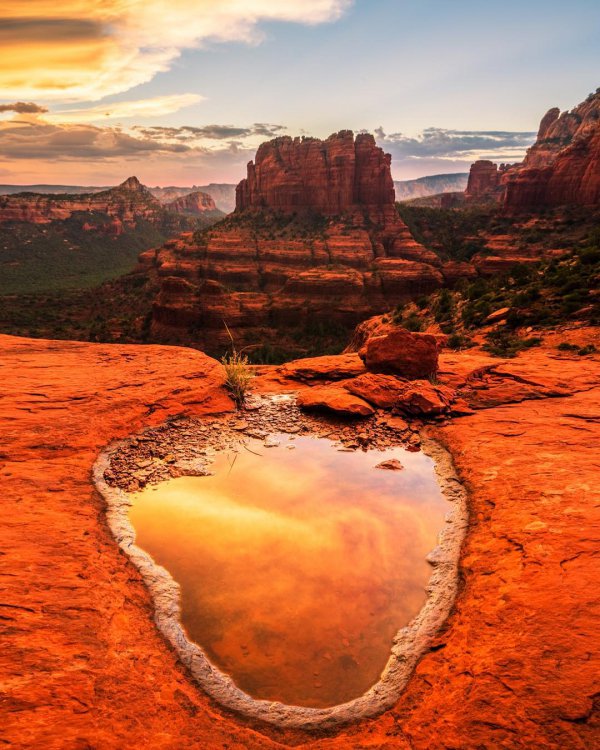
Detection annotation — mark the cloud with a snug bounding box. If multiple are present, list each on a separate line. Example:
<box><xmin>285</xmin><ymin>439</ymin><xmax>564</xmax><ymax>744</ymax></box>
<box><xmin>375</xmin><ymin>126</ymin><xmax>536</xmax><ymax>162</ymax></box>
<box><xmin>47</xmin><ymin>94</ymin><xmax>204</xmax><ymax>123</ymax></box>
<box><xmin>0</xmin><ymin>1</ymin><xmax>352</xmax><ymax>101</ymax></box>
<box><xmin>133</xmin><ymin>123</ymin><xmax>286</xmax><ymax>142</ymax></box>
<box><xmin>0</xmin><ymin>119</ymin><xmax>191</xmax><ymax>161</ymax></box>
<box><xmin>0</xmin><ymin>107</ymin><xmax>284</xmax><ymax>172</ymax></box>
<box><xmin>0</xmin><ymin>102</ymin><xmax>48</xmax><ymax>114</ymax></box>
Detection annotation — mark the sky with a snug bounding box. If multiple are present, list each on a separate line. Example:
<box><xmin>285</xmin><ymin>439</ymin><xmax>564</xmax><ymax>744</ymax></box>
<box><xmin>0</xmin><ymin>0</ymin><xmax>599</xmax><ymax>186</ymax></box>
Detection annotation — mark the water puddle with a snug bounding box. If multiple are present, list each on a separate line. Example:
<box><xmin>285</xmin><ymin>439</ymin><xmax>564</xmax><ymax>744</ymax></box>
<box><xmin>128</xmin><ymin>433</ymin><xmax>448</xmax><ymax>708</ymax></box>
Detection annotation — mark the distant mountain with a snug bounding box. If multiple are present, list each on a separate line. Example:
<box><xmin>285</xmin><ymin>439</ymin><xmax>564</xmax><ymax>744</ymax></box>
<box><xmin>394</xmin><ymin>173</ymin><xmax>468</xmax><ymax>201</ymax></box>
<box><xmin>0</xmin><ymin>177</ymin><xmax>223</xmax><ymax>294</ymax></box>
<box><xmin>165</xmin><ymin>191</ymin><xmax>222</xmax><ymax>217</ymax></box>
<box><xmin>1</xmin><ymin>181</ymin><xmax>237</xmax><ymax>214</ymax></box>
<box><xmin>195</xmin><ymin>183</ymin><xmax>237</xmax><ymax>213</ymax></box>
<box><xmin>0</xmin><ymin>184</ymin><xmax>109</xmax><ymax>195</ymax></box>
<box><xmin>150</xmin><ymin>183</ymin><xmax>236</xmax><ymax>213</ymax></box>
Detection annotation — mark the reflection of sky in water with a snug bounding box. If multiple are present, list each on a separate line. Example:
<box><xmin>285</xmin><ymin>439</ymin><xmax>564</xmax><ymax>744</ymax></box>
<box><xmin>130</xmin><ymin>434</ymin><xmax>447</xmax><ymax>708</ymax></box>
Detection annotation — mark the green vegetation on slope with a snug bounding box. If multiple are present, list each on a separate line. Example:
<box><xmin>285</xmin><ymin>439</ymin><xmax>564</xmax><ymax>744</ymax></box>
<box><xmin>0</xmin><ymin>273</ymin><xmax>157</xmax><ymax>343</ymax></box>
<box><xmin>0</xmin><ymin>213</ymin><xmax>167</xmax><ymax>294</ymax></box>
<box><xmin>391</xmin><ymin>243</ymin><xmax>599</xmax><ymax>357</ymax></box>
<box><xmin>0</xmin><ymin>203</ymin><xmax>224</xmax><ymax>295</ymax></box>
<box><xmin>396</xmin><ymin>203</ymin><xmax>595</xmax><ymax>261</ymax></box>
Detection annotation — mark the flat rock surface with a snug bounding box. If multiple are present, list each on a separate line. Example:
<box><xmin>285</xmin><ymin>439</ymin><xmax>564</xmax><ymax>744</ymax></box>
<box><xmin>1</xmin><ymin>331</ymin><xmax>599</xmax><ymax>749</ymax></box>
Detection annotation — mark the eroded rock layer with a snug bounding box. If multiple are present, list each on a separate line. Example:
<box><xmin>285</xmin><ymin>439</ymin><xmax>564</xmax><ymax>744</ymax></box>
<box><xmin>165</xmin><ymin>191</ymin><xmax>219</xmax><ymax>216</ymax></box>
<box><xmin>0</xmin><ymin>177</ymin><xmax>163</xmax><ymax>227</ymax></box>
<box><xmin>460</xmin><ymin>90</ymin><xmax>600</xmax><ymax>212</ymax></box>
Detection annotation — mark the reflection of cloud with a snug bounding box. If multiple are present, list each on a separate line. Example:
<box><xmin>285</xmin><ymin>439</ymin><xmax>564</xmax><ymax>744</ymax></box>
<box><xmin>129</xmin><ymin>433</ymin><xmax>448</xmax><ymax>707</ymax></box>
<box><xmin>1</xmin><ymin>1</ymin><xmax>352</xmax><ymax>101</ymax></box>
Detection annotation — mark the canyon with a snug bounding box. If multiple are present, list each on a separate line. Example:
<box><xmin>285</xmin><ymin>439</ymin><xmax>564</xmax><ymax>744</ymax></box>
<box><xmin>1</xmin><ymin>99</ymin><xmax>599</xmax><ymax>749</ymax></box>
<box><xmin>140</xmin><ymin>133</ymin><xmax>476</xmax><ymax>349</ymax></box>
<box><xmin>0</xmin><ymin>182</ymin><xmax>238</xmax><ymax>214</ymax></box>
<box><xmin>140</xmin><ymin>101</ymin><xmax>600</xmax><ymax>351</ymax></box>
<box><xmin>0</xmin><ymin>177</ymin><xmax>222</xmax><ymax>233</ymax></box>
<box><xmin>0</xmin><ymin>178</ymin><xmax>225</xmax><ymax>295</ymax></box>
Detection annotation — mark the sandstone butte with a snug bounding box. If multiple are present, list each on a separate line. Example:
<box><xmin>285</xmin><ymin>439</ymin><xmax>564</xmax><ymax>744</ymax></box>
<box><xmin>164</xmin><ymin>191</ymin><xmax>219</xmax><ymax>216</ymax></box>
<box><xmin>464</xmin><ymin>88</ymin><xmax>600</xmax><ymax>211</ymax></box>
<box><xmin>2</xmin><ymin>329</ymin><xmax>599</xmax><ymax>749</ymax></box>
<box><xmin>140</xmin><ymin>131</ymin><xmax>454</xmax><ymax>348</ymax></box>
<box><xmin>0</xmin><ymin>177</ymin><xmax>219</xmax><ymax>235</ymax></box>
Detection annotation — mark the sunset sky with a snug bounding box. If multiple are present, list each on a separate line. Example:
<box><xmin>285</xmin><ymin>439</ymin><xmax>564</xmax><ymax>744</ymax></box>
<box><xmin>1</xmin><ymin>0</ymin><xmax>599</xmax><ymax>186</ymax></box>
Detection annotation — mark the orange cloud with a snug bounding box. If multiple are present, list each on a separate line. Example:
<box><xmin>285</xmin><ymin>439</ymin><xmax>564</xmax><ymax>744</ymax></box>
<box><xmin>47</xmin><ymin>94</ymin><xmax>204</xmax><ymax>123</ymax></box>
<box><xmin>0</xmin><ymin>1</ymin><xmax>351</xmax><ymax>102</ymax></box>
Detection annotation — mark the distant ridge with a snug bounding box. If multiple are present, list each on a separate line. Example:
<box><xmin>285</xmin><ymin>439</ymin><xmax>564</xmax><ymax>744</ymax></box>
<box><xmin>394</xmin><ymin>173</ymin><xmax>468</xmax><ymax>201</ymax></box>
<box><xmin>0</xmin><ymin>182</ymin><xmax>237</xmax><ymax>213</ymax></box>
<box><xmin>0</xmin><ymin>176</ymin><xmax>468</xmax><ymax>213</ymax></box>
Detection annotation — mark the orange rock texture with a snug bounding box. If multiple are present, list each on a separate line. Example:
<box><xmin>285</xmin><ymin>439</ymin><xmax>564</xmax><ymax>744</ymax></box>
<box><xmin>2</xmin><ymin>331</ymin><xmax>599</xmax><ymax>748</ymax></box>
<box><xmin>461</xmin><ymin>89</ymin><xmax>600</xmax><ymax>213</ymax></box>
<box><xmin>465</xmin><ymin>160</ymin><xmax>502</xmax><ymax>198</ymax></box>
<box><xmin>505</xmin><ymin>89</ymin><xmax>600</xmax><ymax>211</ymax></box>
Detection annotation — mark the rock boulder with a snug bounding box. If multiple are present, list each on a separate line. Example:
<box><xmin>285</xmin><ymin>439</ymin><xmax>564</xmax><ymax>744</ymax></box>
<box><xmin>361</xmin><ymin>328</ymin><xmax>439</xmax><ymax>379</ymax></box>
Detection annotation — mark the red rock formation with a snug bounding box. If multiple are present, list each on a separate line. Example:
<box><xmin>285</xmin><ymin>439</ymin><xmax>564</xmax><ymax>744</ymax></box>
<box><xmin>5</xmin><ymin>332</ymin><xmax>599</xmax><ymax>749</ymax></box>
<box><xmin>0</xmin><ymin>177</ymin><xmax>222</xmax><ymax>236</ymax></box>
<box><xmin>505</xmin><ymin>89</ymin><xmax>600</xmax><ymax>211</ymax></box>
<box><xmin>165</xmin><ymin>191</ymin><xmax>220</xmax><ymax>216</ymax></box>
<box><xmin>236</xmin><ymin>131</ymin><xmax>394</xmax><ymax>218</ymax></box>
<box><xmin>465</xmin><ymin>160</ymin><xmax>500</xmax><ymax>198</ymax></box>
<box><xmin>296</xmin><ymin>384</ymin><xmax>375</xmax><ymax>416</ymax></box>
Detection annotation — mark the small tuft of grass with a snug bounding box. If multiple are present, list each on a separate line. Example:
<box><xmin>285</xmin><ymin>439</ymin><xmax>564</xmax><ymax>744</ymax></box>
<box><xmin>220</xmin><ymin>321</ymin><xmax>254</xmax><ymax>406</ymax></box>
<box><xmin>221</xmin><ymin>349</ymin><xmax>254</xmax><ymax>406</ymax></box>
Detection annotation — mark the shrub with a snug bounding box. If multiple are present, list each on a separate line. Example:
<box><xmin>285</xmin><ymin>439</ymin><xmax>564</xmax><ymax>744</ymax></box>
<box><xmin>483</xmin><ymin>331</ymin><xmax>541</xmax><ymax>358</ymax></box>
<box><xmin>433</xmin><ymin>288</ymin><xmax>454</xmax><ymax>322</ymax></box>
<box><xmin>446</xmin><ymin>333</ymin><xmax>473</xmax><ymax>350</ymax></box>
<box><xmin>403</xmin><ymin>313</ymin><xmax>424</xmax><ymax>332</ymax></box>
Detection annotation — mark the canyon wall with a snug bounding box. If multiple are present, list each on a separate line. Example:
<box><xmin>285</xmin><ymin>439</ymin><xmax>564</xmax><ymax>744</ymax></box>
<box><xmin>465</xmin><ymin>160</ymin><xmax>499</xmax><ymax>197</ymax></box>
<box><xmin>505</xmin><ymin>89</ymin><xmax>600</xmax><ymax>211</ymax></box>
<box><xmin>460</xmin><ymin>90</ymin><xmax>600</xmax><ymax>212</ymax></box>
